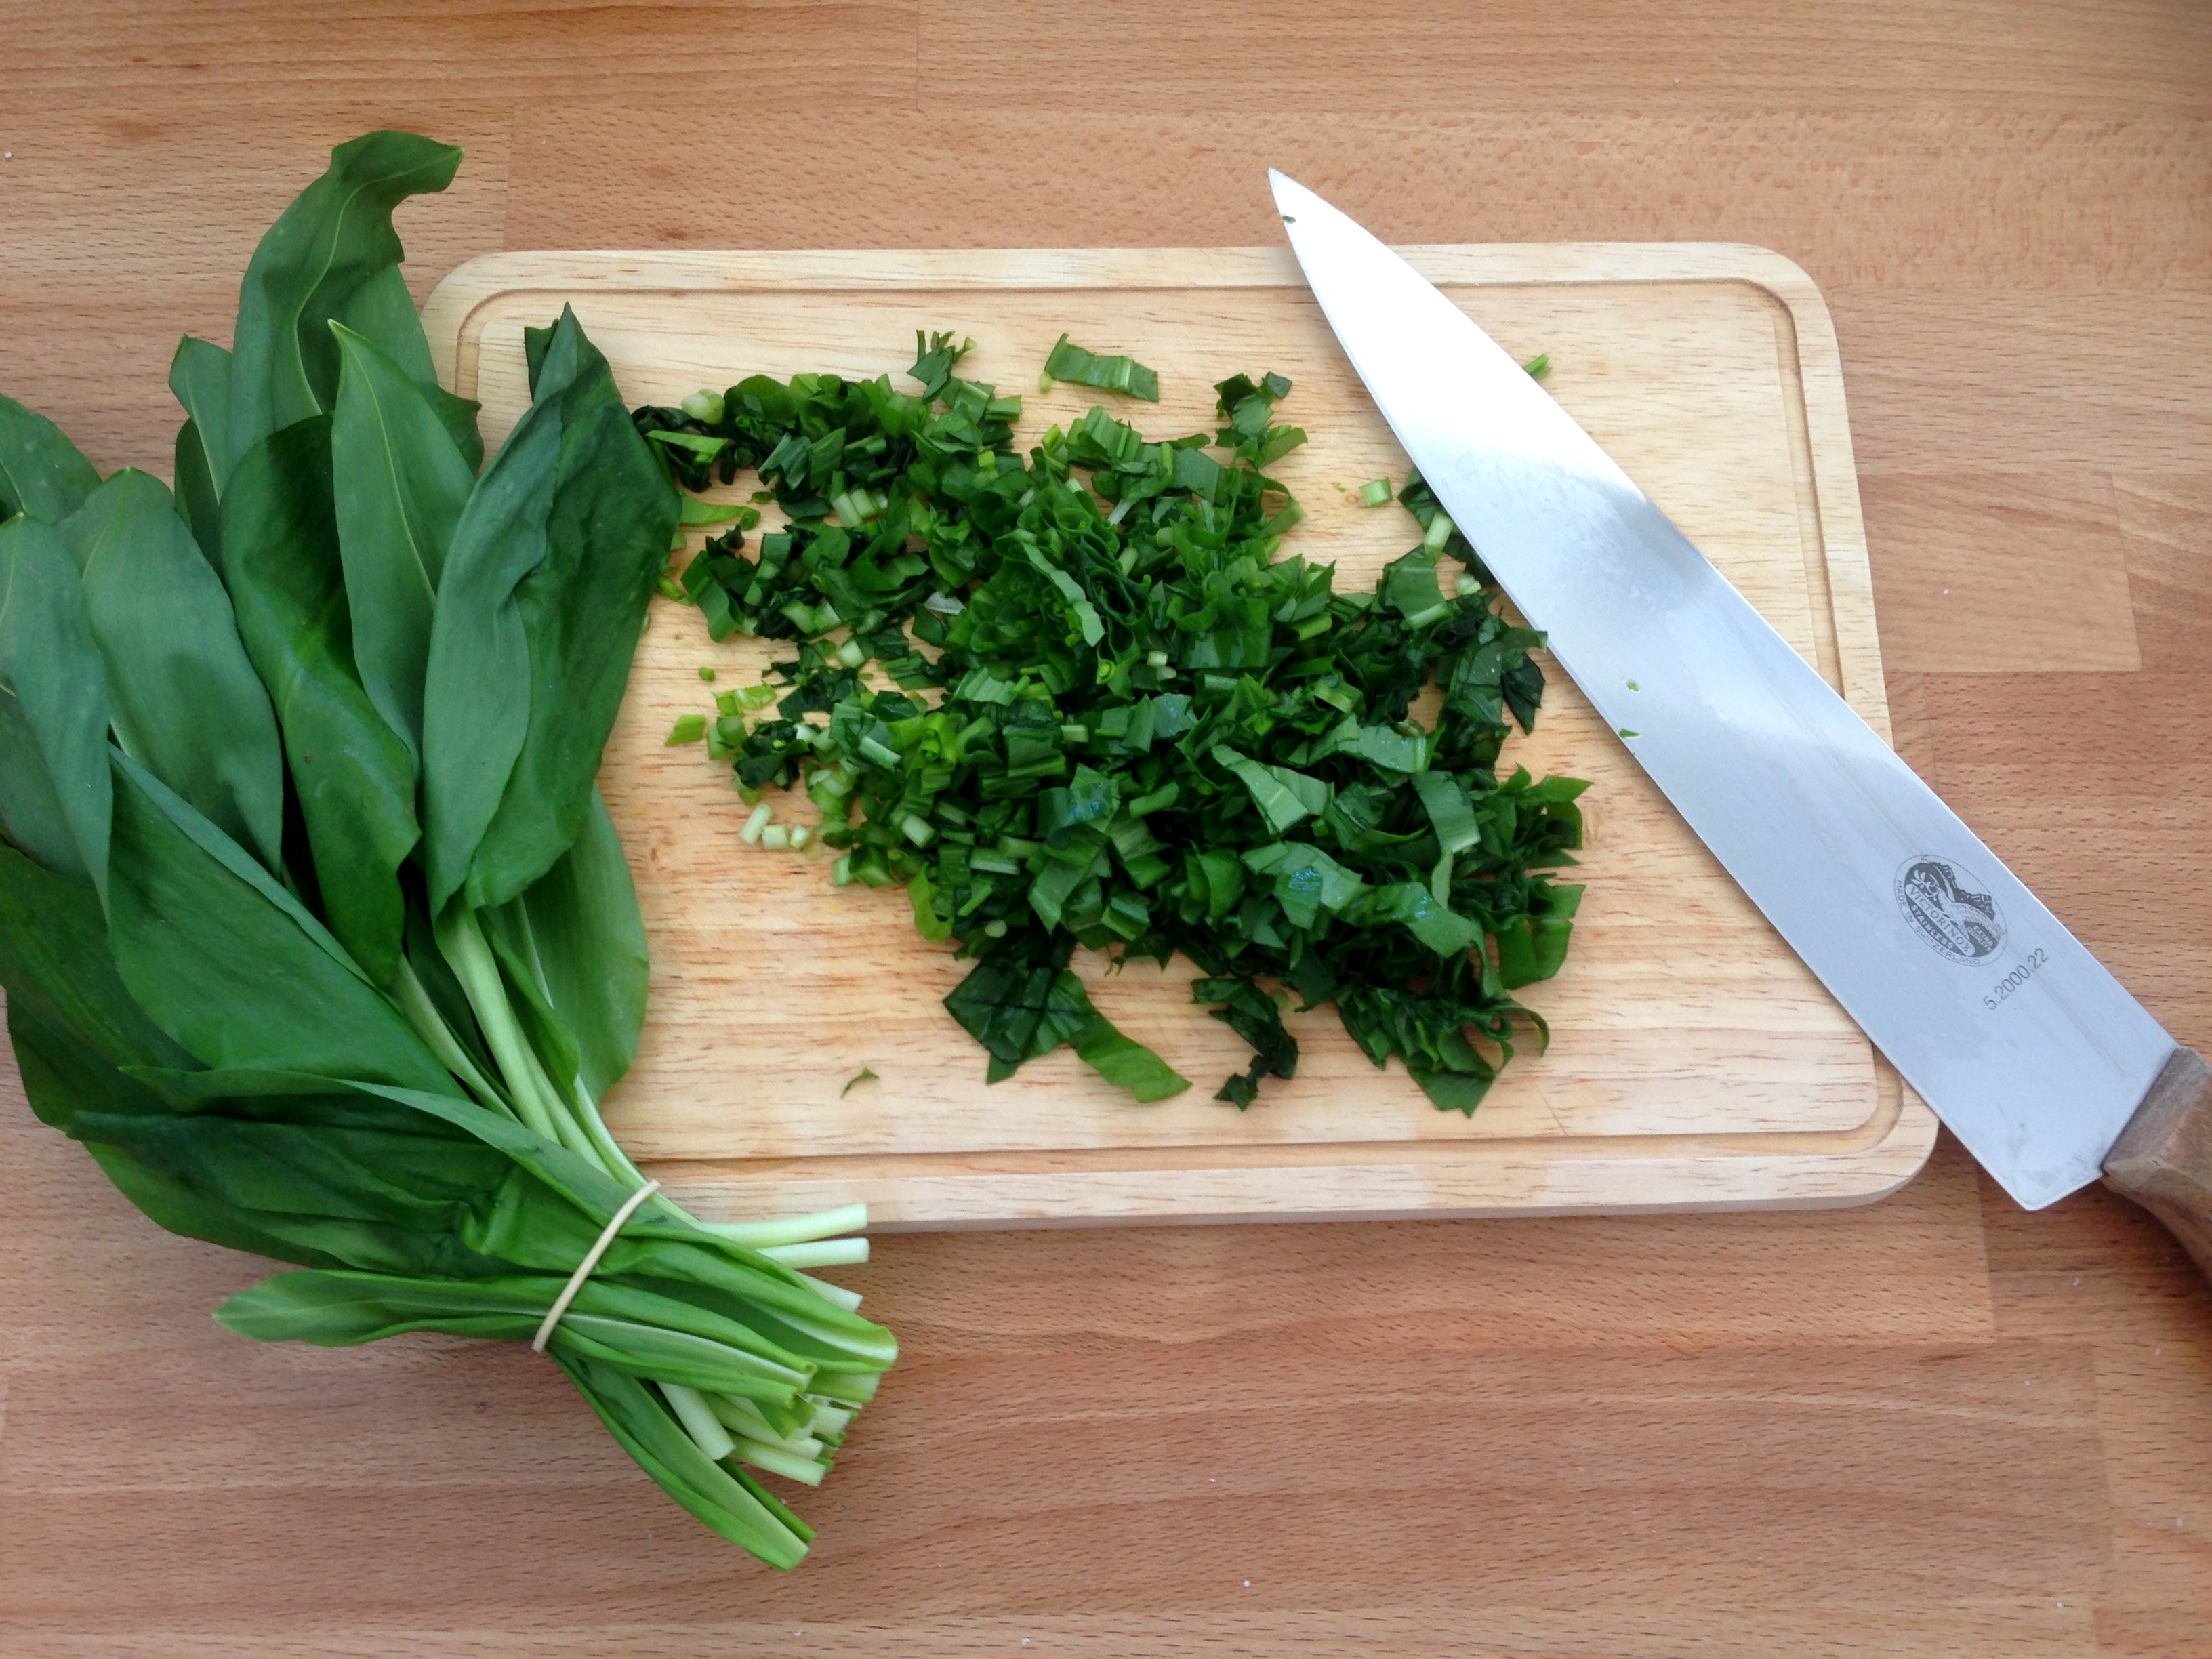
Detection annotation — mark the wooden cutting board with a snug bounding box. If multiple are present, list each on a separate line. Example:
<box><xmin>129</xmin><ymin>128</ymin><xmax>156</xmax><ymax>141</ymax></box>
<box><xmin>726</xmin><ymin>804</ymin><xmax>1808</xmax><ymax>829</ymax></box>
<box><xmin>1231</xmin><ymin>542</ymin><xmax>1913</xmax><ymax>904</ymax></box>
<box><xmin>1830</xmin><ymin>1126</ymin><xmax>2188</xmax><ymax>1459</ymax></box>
<box><xmin>422</xmin><ymin>244</ymin><xmax>1935</xmax><ymax>1230</ymax></box>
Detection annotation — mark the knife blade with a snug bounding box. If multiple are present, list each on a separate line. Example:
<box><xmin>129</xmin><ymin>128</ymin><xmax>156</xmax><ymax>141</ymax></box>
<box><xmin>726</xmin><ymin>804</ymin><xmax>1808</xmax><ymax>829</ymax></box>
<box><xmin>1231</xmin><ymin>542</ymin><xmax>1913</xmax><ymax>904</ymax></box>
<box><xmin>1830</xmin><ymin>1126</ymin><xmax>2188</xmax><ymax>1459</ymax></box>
<box><xmin>1269</xmin><ymin>169</ymin><xmax>2204</xmax><ymax>1229</ymax></box>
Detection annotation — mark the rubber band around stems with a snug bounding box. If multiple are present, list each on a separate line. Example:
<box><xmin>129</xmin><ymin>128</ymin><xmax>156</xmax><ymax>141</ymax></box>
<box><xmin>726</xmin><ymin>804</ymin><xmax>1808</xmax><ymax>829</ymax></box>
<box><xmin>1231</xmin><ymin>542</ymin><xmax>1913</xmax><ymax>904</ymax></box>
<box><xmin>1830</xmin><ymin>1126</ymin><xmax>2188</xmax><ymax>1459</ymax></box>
<box><xmin>531</xmin><ymin>1180</ymin><xmax>662</xmax><ymax>1353</ymax></box>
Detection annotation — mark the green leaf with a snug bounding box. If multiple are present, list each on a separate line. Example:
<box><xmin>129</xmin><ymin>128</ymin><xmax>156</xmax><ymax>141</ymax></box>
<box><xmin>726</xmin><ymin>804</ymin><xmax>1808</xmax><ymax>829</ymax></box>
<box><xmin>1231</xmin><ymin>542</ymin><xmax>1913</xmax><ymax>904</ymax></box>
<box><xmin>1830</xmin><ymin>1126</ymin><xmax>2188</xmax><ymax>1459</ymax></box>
<box><xmin>1380</xmin><ymin>545</ymin><xmax>1447</xmax><ymax>619</ymax></box>
<box><xmin>1316</xmin><ymin>716</ymin><xmax>1429</xmax><ymax>775</ymax></box>
<box><xmin>1240</xmin><ymin>841</ymin><xmax>1365</xmax><ymax>928</ymax></box>
<box><xmin>942</xmin><ymin>943</ymin><xmax>1187</xmax><ymax>1101</ymax></box>
<box><xmin>0</xmin><ymin>842</ymin><xmax>197</xmax><ymax>1082</ymax></box>
<box><xmin>70</xmin><ymin>1098</ymin><xmax>510</xmax><ymax>1246</ymax></box>
<box><xmin>226</xmin><ymin>129</ymin><xmax>463</xmax><ymax>475</ymax></box>
<box><xmin>222</xmin><ymin>415</ymin><xmax>421</xmax><ymax>981</ymax></box>
<box><xmin>330</xmin><ymin>266</ymin><xmax>485</xmax><ymax>471</ymax></box>
<box><xmin>168</xmin><ymin>335</ymin><xmax>234</xmax><ymax>506</ymax></box>
<box><xmin>60</xmin><ymin>469</ymin><xmax>287</xmax><ymax>875</ymax></box>
<box><xmin>170</xmin><ymin>337</ymin><xmax>233</xmax><ymax>464</ymax></box>
<box><xmin>171</xmin><ymin>419</ymin><xmax>224</xmax><ymax>566</ymax></box>
<box><xmin>943</xmin><ymin>947</ymin><xmax>1068</xmax><ymax>1076</ymax></box>
<box><xmin>104</xmin><ymin>750</ymin><xmax>450</xmax><ymax>1092</ymax></box>
<box><xmin>1413</xmin><ymin>1069</ymin><xmax>1495</xmax><ymax>1115</ymax></box>
<box><xmin>1061</xmin><ymin>973</ymin><xmax>1188</xmax><ymax>1101</ymax></box>
<box><xmin>508</xmin><ymin>787</ymin><xmax>647</xmax><ymax>1099</ymax></box>
<box><xmin>1216</xmin><ymin>747</ymin><xmax>1329</xmax><ymax>834</ymax></box>
<box><xmin>418</xmin><ymin>375</ymin><xmax>555</xmax><ymax>910</ymax></box>
<box><xmin>480</xmin><ymin>313</ymin><xmax>682</xmax><ymax>904</ymax></box>
<box><xmin>1192</xmin><ymin>976</ymin><xmax>1300</xmax><ymax>1107</ymax></box>
<box><xmin>142</xmin><ymin>1070</ymin><xmax>621</xmax><ymax>1258</ymax></box>
<box><xmin>1350</xmin><ymin>881</ymin><xmax>1485</xmax><ymax>958</ymax></box>
<box><xmin>678</xmin><ymin>495</ymin><xmax>742</xmax><ymax>527</ymax></box>
<box><xmin>212</xmin><ymin>1267</ymin><xmax>823</xmax><ymax>1404</ymax></box>
<box><xmin>0</xmin><ymin>862</ymin><xmax>209</xmax><ymax>1235</ymax></box>
<box><xmin>1042</xmin><ymin>334</ymin><xmax>1160</xmax><ymax>402</ymax></box>
<box><xmin>7</xmin><ymin>994</ymin><xmax>180</xmax><ymax>1140</ymax></box>
<box><xmin>1410</xmin><ymin>770</ymin><xmax>1480</xmax><ymax>855</ymax></box>
<box><xmin>330</xmin><ymin>320</ymin><xmax>477</xmax><ymax>760</ymax></box>
<box><xmin>1185</xmin><ymin>849</ymin><xmax>1246</xmax><ymax>925</ymax></box>
<box><xmin>211</xmin><ymin>1267</ymin><xmax>544</xmax><ymax>1345</ymax></box>
<box><xmin>558</xmin><ymin>1354</ymin><xmax>814</xmax><ymax>1570</ymax></box>
<box><xmin>83</xmin><ymin>1133</ymin><xmax>335</xmax><ymax>1262</ymax></box>
<box><xmin>0</xmin><ymin>518</ymin><xmax>113</xmax><ymax>892</ymax></box>
<box><xmin>908</xmin><ymin>865</ymin><xmax>953</xmax><ymax>941</ymax></box>
<box><xmin>0</xmin><ymin>393</ymin><xmax>101</xmax><ymax>523</ymax></box>
<box><xmin>422</xmin><ymin>307</ymin><xmax>680</xmax><ymax>911</ymax></box>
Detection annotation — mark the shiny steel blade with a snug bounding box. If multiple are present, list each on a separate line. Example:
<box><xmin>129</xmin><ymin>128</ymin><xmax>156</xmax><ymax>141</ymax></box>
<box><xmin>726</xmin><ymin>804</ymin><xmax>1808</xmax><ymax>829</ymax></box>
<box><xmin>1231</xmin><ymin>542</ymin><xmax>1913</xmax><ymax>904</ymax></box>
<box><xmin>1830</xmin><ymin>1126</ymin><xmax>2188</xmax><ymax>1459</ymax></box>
<box><xmin>1270</xmin><ymin>170</ymin><xmax>2176</xmax><ymax>1210</ymax></box>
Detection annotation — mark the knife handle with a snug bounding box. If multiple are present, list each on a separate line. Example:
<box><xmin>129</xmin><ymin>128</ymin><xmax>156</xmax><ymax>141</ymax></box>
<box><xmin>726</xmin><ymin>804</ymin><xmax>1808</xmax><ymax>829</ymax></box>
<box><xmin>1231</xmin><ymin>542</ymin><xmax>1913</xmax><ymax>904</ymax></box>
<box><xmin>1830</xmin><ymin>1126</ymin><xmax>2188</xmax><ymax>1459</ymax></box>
<box><xmin>2102</xmin><ymin>1046</ymin><xmax>2212</xmax><ymax>1283</ymax></box>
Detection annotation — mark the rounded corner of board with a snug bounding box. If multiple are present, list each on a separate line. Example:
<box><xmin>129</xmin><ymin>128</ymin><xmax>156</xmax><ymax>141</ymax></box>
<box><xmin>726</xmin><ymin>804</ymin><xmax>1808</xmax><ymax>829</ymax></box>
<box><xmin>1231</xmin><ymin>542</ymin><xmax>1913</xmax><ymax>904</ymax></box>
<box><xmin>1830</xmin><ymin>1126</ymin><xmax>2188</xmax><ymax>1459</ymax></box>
<box><xmin>1809</xmin><ymin>1084</ymin><xmax>1942</xmax><ymax>1211</ymax></box>
<box><xmin>422</xmin><ymin>250</ymin><xmax>532</xmax><ymax>321</ymax></box>
<box><xmin>1717</xmin><ymin>245</ymin><xmax>1841</xmax><ymax>337</ymax></box>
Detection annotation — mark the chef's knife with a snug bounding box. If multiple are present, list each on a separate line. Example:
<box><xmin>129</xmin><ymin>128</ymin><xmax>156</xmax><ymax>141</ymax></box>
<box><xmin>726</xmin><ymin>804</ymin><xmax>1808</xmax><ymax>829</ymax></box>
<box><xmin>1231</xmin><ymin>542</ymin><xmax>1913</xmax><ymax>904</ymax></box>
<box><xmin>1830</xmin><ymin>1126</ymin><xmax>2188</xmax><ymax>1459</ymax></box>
<box><xmin>1271</xmin><ymin>171</ymin><xmax>2211</xmax><ymax>1272</ymax></box>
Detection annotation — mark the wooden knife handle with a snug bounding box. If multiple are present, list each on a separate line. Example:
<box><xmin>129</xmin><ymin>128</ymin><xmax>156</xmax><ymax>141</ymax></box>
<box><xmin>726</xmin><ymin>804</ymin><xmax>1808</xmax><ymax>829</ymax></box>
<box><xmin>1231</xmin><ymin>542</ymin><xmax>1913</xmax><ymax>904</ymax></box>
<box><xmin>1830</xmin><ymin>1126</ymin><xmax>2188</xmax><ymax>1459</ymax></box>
<box><xmin>2102</xmin><ymin>1046</ymin><xmax>2212</xmax><ymax>1282</ymax></box>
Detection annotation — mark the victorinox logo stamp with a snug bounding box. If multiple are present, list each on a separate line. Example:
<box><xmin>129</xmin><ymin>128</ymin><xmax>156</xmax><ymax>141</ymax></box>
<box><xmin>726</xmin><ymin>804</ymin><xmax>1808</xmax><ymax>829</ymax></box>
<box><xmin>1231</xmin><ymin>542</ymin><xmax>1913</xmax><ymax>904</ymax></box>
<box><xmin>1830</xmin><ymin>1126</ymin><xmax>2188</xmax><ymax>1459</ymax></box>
<box><xmin>1895</xmin><ymin>855</ymin><xmax>2007</xmax><ymax>965</ymax></box>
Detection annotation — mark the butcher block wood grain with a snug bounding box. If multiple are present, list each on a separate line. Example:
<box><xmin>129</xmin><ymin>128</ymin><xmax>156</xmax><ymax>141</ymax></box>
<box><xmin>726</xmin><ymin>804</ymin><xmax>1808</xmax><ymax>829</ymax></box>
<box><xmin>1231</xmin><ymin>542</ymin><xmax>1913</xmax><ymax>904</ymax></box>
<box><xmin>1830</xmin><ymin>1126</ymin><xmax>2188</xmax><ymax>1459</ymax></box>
<box><xmin>424</xmin><ymin>243</ymin><xmax>1936</xmax><ymax>1227</ymax></box>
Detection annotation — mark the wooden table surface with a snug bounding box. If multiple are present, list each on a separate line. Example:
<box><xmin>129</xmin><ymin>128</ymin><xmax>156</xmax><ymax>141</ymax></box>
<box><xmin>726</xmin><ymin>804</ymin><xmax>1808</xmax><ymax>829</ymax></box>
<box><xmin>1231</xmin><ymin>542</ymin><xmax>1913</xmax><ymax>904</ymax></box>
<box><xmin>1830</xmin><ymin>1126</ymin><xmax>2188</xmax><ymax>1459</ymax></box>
<box><xmin>1</xmin><ymin>4</ymin><xmax>2207</xmax><ymax>1654</ymax></box>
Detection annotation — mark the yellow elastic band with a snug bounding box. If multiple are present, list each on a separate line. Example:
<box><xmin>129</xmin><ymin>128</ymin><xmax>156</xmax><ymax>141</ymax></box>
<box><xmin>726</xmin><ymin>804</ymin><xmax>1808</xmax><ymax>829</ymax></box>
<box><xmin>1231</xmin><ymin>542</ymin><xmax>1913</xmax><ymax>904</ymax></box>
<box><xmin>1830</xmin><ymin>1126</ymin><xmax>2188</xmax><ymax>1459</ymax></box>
<box><xmin>531</xmin><ymin>1179</ymin><xmax>662</xmax><ymax>1353</ymax></box>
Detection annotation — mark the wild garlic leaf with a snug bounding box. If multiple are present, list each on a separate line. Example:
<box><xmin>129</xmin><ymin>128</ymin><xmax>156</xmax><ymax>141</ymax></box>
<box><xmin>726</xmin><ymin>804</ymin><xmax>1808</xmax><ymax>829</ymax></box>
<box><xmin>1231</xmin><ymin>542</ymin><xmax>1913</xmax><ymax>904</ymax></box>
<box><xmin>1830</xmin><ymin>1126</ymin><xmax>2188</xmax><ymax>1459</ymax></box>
<box><xmin>0</xmin><ymin>518</ymin><xmax>113</xmax><ymax>893</ymax></box>
<box><xmin>222</xmin><ymin>415</ymin><xmax>420</xmax><ymax>983</ymax></box>
<box><xmin>330</xmin><ymin>320</ymin><xmax>476</xmax><ymax>762</ymax></box>
<box><xmin>226</xmin><ymin>129</ymin><xmax>464</xmax><ymax>474</ymax></box>
<box><xmin>0</xmin><ymin>842</ymin><xmax>193</xmax><ymax>1084</ymax></box>
<box><xmin>104</xmin><ymin>752</ymin><xmax>449</xmax><ymax>1092</ymax></box>
<box><xmin>429</xmin><ymin>307</ymin><xmax>678</xmax><ymax>911</ymax></box>
<box><xmin>62</xmin><ymin>469</ymin><xmax>288</xmax><ymax>877</ymax></box>
<box><xmin>0</xmin><ymin>393</ymin><xmax>101</xmax><ymax>524</ymax></box>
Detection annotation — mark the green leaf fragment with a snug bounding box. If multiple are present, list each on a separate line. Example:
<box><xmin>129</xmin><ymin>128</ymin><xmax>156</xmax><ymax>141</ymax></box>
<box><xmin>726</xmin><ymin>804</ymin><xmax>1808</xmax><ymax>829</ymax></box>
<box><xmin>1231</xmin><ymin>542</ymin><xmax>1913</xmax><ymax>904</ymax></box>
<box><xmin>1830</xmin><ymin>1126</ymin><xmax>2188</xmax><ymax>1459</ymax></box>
<box><xmin>1217</xmin><ymin>747</ymin><xmax>1330</xmax><ymax>834</ymax></box>
<box><xmin>1042</xmin><ymin>334</ymin><xmax>1161</xmax><ymax>402</ymax></box>
<box><xmin>678</xmin><ymin>495</ymin><xmax>743</xmax><ymax>527</ymax></box>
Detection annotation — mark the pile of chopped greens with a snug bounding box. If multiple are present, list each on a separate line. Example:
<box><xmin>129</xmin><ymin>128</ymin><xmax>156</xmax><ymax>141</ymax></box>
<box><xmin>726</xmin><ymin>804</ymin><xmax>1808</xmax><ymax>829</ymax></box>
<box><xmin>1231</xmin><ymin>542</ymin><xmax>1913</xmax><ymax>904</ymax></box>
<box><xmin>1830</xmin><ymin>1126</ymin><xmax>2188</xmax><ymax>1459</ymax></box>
<box><xmin>0</xmin><ymin>132</ymin><xmax>891</xmax><ymax>1572</ymax></box>
<box><xmin>639</xmin><ymin>336</ymin><xmax>1589</xmax><ymax>1112</ymax></box>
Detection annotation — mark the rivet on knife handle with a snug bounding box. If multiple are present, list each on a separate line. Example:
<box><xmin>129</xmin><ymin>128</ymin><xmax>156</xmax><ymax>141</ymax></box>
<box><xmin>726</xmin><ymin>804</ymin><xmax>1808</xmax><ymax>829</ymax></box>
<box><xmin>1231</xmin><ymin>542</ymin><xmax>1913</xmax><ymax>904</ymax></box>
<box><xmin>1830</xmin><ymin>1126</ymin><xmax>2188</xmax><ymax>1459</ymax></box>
<box><xmin>2102</xmin><ymin>1048</ymin><xmax>2212</xmax><ymax>1283</ymax></box>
